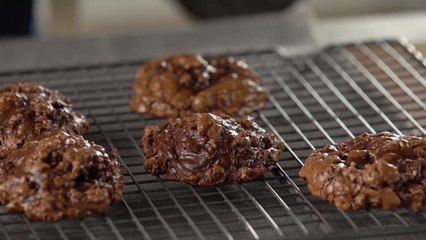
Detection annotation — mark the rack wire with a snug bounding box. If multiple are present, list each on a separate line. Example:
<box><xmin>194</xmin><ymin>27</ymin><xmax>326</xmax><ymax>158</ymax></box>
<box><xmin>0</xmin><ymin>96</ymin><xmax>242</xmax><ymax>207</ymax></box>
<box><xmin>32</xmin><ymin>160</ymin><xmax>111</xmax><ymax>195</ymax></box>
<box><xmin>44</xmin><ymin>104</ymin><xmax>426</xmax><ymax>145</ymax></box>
<box><xmin>0</xmin><ymin>39</ymin><xmax>425</xmax><ymax>239</ymax></box>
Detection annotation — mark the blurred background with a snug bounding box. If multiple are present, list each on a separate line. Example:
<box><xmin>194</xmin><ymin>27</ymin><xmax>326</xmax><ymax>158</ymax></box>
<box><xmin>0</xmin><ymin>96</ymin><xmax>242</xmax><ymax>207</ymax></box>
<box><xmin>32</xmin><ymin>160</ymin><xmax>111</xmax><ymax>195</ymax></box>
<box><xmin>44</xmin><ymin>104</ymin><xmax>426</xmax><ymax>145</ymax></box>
<box><xmin>2</xmin><ymin>0</ymin><xmax>426</xmax><ymax>44</ymax></box>
<box><xmin>2</xmin><ymin>0</ymin><xmax>426</xmax><ymax>71</ymax></box>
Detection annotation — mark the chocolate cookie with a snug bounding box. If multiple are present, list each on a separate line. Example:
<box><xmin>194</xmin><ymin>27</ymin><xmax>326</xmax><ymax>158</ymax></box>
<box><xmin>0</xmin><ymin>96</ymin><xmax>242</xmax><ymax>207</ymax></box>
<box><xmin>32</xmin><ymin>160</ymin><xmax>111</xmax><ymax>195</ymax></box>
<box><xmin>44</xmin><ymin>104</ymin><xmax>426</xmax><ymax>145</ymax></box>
<box><xmin>142</xmin><ymin>113</ymin><xmax>285</xmax><ymax>185</ymax></box>
<box><xmin>300</xmin><ymin>132</ymin><xmax>426</xmax><ymax>212</ymax></box>
<box><xmin>0</xmin><ymin>83</ymin><xmax>89</xmax><ymax>157</ymax></box>
<box><xmin>0</xmin><ymin>131</ymin><xmax>124</xmax><ymax>221</ymax></box>
<box><xmin>130</xmin><ymin>54</ymin><xmax>269</xmax><ymax>118</ymax></box>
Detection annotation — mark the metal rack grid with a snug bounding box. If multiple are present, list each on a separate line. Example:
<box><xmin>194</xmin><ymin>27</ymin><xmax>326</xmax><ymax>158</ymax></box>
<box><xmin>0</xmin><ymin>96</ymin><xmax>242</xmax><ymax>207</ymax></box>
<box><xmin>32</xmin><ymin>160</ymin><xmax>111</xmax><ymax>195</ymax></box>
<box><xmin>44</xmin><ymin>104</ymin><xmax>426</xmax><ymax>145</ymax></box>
<box><xmin>0</xmin><ymin>39</ymin><xmax>425</xmax><ymax>239</ymax></box>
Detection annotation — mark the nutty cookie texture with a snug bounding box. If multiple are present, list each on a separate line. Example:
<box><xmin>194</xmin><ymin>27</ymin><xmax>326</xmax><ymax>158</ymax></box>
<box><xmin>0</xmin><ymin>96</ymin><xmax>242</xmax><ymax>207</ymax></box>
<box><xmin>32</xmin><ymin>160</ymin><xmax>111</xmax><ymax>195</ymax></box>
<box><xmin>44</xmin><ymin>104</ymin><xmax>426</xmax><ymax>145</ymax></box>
<box><xmin>142</xmin><ymin>113</ymin><xmax>285</xmax><ymax>186</ymax></box>
<box><xmin>130</xmin><ymin>54</ymin><xmax>269</xmax><ymax>118</ymax></box>
<box><xmin>0</xmin><ymin>131</ymin><xmax>124</xmax><ymax>221</ymax></box>
<box><xmin>0</xmin><ymin>83</ymin><xmax>89</xmax><ymax>157</ymax></box>
<box><xmin>300</xmin><ymin>132</ymin><xmax>426</xmax><ymax>212</ymax></box>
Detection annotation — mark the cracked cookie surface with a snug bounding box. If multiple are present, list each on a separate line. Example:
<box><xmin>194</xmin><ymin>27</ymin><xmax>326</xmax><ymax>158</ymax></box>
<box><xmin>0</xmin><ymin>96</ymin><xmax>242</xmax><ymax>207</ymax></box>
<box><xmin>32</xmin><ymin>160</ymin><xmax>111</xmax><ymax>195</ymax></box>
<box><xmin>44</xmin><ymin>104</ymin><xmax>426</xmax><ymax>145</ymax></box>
<box><xmin>0</xmin><ymin>131</ymin><xmax>124</xmax><ymax>221</ymax></box>
<box><xmin>130</xmin><ymin>54</ymin><xmax>269</xmax><ymax>118</ymax></box>
<box><xmin>0</xmin><ymin>83</ymin><xmax>88</xmax><ymax>157</ymax></box>
<box><xmin>300</xmin><ymin>132</ymin><xmax>426</xmax><ymax>212</ymax></box>
<box><xmin>142</xmin><ymin>113</ymin><xmax>284</xmax><ymax>185</ymax></box>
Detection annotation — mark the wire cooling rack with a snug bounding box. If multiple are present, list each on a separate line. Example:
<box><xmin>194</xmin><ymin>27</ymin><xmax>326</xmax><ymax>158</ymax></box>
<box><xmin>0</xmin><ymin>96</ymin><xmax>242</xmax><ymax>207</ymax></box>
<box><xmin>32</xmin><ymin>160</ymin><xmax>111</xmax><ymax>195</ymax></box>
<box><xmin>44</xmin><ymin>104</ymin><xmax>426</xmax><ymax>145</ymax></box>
<box><xmin>0</xmin><ymin>39</ymin><xmax>425</xmax><ymax>240</ymax></box>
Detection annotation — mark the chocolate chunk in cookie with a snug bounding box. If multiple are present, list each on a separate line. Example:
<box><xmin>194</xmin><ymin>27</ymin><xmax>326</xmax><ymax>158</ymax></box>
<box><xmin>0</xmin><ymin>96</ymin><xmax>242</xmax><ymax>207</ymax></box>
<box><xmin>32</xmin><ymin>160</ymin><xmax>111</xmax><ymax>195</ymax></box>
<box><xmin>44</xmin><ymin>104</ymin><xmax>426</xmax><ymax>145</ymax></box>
<box><xmin>142</xmin><ymin>113</ymin><xmax>284</xmax><ymax>185</ymax></box>
<box><xmin>0</xmin><ymin>83</ymin><xmax>89</xmax><ymax>157</ymax></box>
<box><xmin>300</xmin><ymin>132</ymin><xmax>426</xmax><ymax>212</ymax></box>
<box><xmin>130</xmin><ymin>54</ymin><xmax>269</xmax><ymax>118</ymax></box>
<box><xmin>0</xmin><ymin>131</ymin><xmax>124</xmax><ymax>221</ymax></box>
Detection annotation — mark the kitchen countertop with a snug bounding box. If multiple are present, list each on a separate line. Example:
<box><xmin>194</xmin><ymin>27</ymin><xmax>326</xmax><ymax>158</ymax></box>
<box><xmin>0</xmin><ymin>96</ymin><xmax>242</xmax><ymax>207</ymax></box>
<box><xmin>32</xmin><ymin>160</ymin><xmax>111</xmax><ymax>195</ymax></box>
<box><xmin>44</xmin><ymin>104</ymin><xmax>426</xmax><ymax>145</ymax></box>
<box><xmin>415</xmin><ymin>44</ymin><xmax>426</xmax><ymax>55</ymax></box>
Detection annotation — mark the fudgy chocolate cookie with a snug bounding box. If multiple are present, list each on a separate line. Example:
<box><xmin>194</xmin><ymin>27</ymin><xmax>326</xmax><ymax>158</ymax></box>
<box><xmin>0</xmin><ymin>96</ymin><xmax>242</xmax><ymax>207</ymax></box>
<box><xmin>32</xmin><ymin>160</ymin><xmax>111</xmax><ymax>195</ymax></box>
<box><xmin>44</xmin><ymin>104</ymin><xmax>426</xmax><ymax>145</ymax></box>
<box><xmin>142</xmin><ymin>113</ymin><xmax>284</xmax><ymax>185</ymax></box>
<box><xmin>0</xmin><ymin>131</ymin><xmax>124</xmax><ymax>221</ymax></box>
<box><xmin>130</xmin><ymin>54</ymin><xmax>269</xmax><ymax>118</ymax></box>
<box><xmin>300</xmin><ymin>132</ymin><xmax>426</xmax><ymax>212</ymax></box>
<box><xmin>0</xmin><ymin>83</ymin><xmax>89</xmax><ymax>157</ymax></box>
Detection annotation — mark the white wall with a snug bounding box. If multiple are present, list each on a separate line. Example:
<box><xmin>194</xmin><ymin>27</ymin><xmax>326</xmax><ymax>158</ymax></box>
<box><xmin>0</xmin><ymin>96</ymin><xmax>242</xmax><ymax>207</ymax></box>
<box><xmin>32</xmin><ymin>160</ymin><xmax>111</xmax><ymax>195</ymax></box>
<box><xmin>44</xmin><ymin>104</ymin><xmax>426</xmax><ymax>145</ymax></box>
<box><xmin>35</xmin><ymin>0</ymin><xmax>426</xmax><ymax>38</ymax></box>
<box><xmin>79</xmin><ymin>0</ymin><xmax>191</xmax><ymax>36</ymax></box>
<box><xmin>310</xmin><ymin>0</ymin><xmax>426</xmax><ymax>17</ymax></box>
<box><xmin>35</xmin><ymin>0</ymin><xmax>192</xmax><ymax>38</ymax></box>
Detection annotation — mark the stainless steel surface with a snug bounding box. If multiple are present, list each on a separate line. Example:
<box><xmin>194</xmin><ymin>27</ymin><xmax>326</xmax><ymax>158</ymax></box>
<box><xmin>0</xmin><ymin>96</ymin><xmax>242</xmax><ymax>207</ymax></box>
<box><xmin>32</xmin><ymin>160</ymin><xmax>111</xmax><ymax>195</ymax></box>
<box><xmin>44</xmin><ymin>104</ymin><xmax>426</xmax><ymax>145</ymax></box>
<box><xmin>0</xmin><ymin>40</ymin><xmax>425</xmax><ymax>239</ymax></box>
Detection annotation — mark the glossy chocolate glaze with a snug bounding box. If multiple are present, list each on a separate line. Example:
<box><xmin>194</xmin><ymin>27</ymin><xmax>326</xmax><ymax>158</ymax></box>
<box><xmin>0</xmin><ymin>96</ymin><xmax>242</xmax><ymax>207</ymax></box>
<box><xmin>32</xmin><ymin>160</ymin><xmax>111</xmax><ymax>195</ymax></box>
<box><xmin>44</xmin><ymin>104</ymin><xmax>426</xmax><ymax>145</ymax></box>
<box><xmin>300</xmin><ymin>132</ymin><xmax>426</xmax><ymax>212</ymax></box>
<box><xmin>130</xmin><ymin>54</ymin><xmax>269</xmax><ymax>118</ymax></box>
<box><xmin>0</xmin><ymin>83</ymin><xmax>89</xmax><ymax>157</ymax></box>
<box><xmin>142</xmin><ymin>113</ymin><xmax>285</xmax><ymax>185</ymax></box>
<box><xmin>0</xmin><ymin>131</ymin><xmax>124</xmax><ymax>221</ymax></box>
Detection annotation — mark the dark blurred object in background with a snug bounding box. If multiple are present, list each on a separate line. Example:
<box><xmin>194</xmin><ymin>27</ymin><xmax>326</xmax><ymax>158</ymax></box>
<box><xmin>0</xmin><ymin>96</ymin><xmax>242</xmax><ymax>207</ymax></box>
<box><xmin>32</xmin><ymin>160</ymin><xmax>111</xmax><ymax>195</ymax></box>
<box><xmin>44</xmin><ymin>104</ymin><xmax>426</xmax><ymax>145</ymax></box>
<box><xmin>0</xmin><ymin>0</ymin><xmax>33</xmax><ymax>38</ymax></box>
<box><xmin>178</xmin><ymin>0</ymin><xmax>296</xmax><ymax>19</ymax></box>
